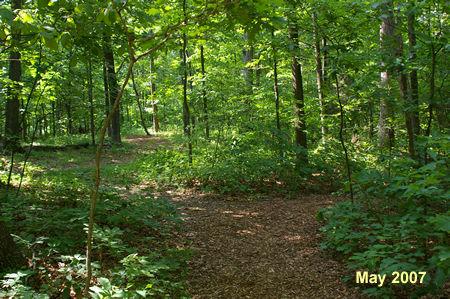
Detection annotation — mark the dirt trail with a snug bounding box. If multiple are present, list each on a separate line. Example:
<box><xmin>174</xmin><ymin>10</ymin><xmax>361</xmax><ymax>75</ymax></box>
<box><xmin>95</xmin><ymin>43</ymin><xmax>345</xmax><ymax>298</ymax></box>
<box><xmin>171</xmin><ymin>192</ymin><xmax>363</xmax><ymax>298</ymax></box>
<box><xmin>119</xmin><ymin>136</ymin><xmax>362</xmax><ymax>298</ymax></box>
<box><xmin>126</xmin><ymin>136</ymin><xmax>362</xmax><ymax>298</ymax></box>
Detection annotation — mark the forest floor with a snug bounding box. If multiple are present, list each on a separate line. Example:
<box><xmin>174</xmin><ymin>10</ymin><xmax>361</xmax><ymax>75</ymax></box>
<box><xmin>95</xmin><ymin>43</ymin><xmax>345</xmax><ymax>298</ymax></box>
<box><xmin>12</xmin><ymin>134</ymin><xmax>362</xmax><ymax>298</ymax></box>
<box><xmin>120</xmin><ymin>135</ymin><xmax>363</xmax><ymax>298</ymax></box>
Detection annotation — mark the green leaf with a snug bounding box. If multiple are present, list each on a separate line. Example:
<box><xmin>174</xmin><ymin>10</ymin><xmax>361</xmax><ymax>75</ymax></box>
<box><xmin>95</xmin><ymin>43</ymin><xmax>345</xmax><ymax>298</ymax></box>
<box><xmin>37</xmin><ymin>0</ymin><xmax>50</xmax><ymax>8</ymax></box>
<box><xmin>136</xmin><ymin>290</ymin><xmax>147</xmax><ymax>297</ymax></box>
<box><xmin>22</xmin><ymin>13</ymin><xmax>34</xmax><ymax>23</ymax></box>
<box><xmin>59</xmin><ymin>32</ymin><xmax>72</xmax><ymax>49</ymax></box>
<box><xmin>43</xmin><ymin>36</ymin><xmax>58</xmax><ymax>50</ymax></box>
<box><xmin>0</xmin><ymin>8</ymin><xmax>14</xmax><ymax>22</ymax></box>
<box><xmin>98</xmin><ymin>277</ymin><xmax>112</xmax><ymax>290</ymax></box>
<box><xmin>434</xmin><ymin>267</ymin><xmax>446</xmax><ymax>287</ymax></box>
<box><xmin>69</xmin><ymin>55</ymin><xmax>78</xmax><ymax>68</ymax></box>
<box><xmin>104</xmin><ymin>8</ymin><xmax>117</xmax><ymax>26</ymax></box>
<box><xmin>147</xmin><ymin>8</ymin><xmax>159</xmax><ymax>15</ymax></box>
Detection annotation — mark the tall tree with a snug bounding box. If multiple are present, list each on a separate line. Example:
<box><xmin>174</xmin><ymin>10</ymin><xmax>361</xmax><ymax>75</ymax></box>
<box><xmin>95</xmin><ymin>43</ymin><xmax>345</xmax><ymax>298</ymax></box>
<box><xmin>406</xmin><ymin>1</ymin><xmax>421</xmax><ymax>161</ymax></box>
<box><xmin>4</xmin><ymin>0</ymin><xmax>22</xmax><ymax>150</ymax></box>
<box><xmin>288</xmin><ymin>22</ymin><xmax>307</xmax><ymax>165</ymax></box>
<box><xmin>102</xmin><ymin>31</ymin><xmax>121</xmax><ymax>144</ymax></box>
<box><xmin>200</xmin><ymin>45</ymin><xmax>209</xmax><ymax>139</ymax></box>
<box><xmin>87</xmin><ymin>58</ymin><xmax>95</xmax><ymax>145</ymax></box>
<box><xmin>271</xmin><ymin>31</ymin><xmax>280</xmax><ymax>131</ymax></box>
<box><xmin>149</xmin><ymin>55</ymin><xmax>159</xmax><ymax>133</ymax></box>
<box><xmin>312</xmin><ymin>11</ymin><xmax>327</xmax><ymax>143</ymax></box>
<box><xmin>378</xmin><ymin>0</ymin><xmax>396</xmax><ymax>148</ymax></box>
<box><xmin>242</xmin><ymin>32</ymin><xmax>254</xmax><ymax>93</ymax></box>
<box><xmin>182</xmin><ymin>0</ymin><xmax>192</xmax><ymax>164</ymax></box>
<box><xmin>131</xmin><ymin>69</ymin><xmax>151</xmax><ymax>136</ymax></box>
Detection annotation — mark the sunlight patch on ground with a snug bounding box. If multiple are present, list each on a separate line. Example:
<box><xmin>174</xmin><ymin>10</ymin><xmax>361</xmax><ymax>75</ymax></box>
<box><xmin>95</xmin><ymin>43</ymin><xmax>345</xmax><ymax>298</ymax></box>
<box><xmin>236</xmin><ymin>230</ymin><xmax>255</xmax><ymax>235</ymax></box>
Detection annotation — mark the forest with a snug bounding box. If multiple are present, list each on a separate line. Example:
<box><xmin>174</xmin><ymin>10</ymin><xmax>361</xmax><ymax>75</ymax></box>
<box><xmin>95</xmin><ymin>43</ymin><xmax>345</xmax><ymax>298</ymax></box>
<box><xmin>0</xmin><ymin>0</ymin><xmax>448</xmax><ymax>298</ymax></box>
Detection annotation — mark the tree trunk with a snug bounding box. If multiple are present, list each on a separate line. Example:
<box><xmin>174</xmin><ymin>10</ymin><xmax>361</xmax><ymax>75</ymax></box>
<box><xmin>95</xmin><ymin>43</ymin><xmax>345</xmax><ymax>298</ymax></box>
<box><xmin>4</xmin><ymin>0</ymin><xmax>22</xmax><ymax>151</ymax></box>
<box><xmin>378</xmin><ymin>0</ymin><xmax>396</xmax><ymax>148</ymax></box>
<box><xmin>149</xmin><ymin>55</ymin><xmax>159</xmax><ymax>133</ymax></box>
<box><xmin>51</xmin><ymin>101</ymin><xmax>56</xmax><ymax>137</ymax></box>
<box><xmin>66</xmin><ymin>101</ymin><xmax>73</xmax><ymax>135</ymax></box>
<box><xmin>0</xmin><ymin>220</ymin><xmax>26</xmax><ymax>272</ymax></box>
<box><xmin>312</xmin><ymin>12</ymin><xmax>327</xmax><ymax>143</ymax></box>
<box><xmin>200</xmin><ymin>45</ymin><xmax>209</xmax><ymax>139</ymax></box>
<box><xmin>102</xmin><ymin>62</ymin><xmax>112</xmax><ymax>138</ymax></box>
<box><xmin>88</xmin><ymin>59</ymin><xmax>95</xmax><ymax>145</ymax></box>
<box><xmin>271</xmin><ymin>31</ymin><xmax>280</xmax><ymax>131</ymax></box>
<box><xmin>242</xmin><ymin>33</ymin><xmax>254</xmax><ymax>93</ymax></box>
<box><xmin>103</xmin><ymin>32</ymin><xmax>121</xmax><ymax>144</ymax></box>
<box><xmin>182</xmin><ymin>0</ymin><xmax>192</xmax><ymax>164</ymax></box>
<box><xmin>131</xmin><ymin>70</ymin><xmax>151</xmax><ymax>136</ymax></box>
<box><xmin>288</xmin><ymin>24</ymin><xmax>307</xmax><ymax>165</ymax></box>
<box><xmin>407</xmin><ymin>3</ymin><xmax>421</xmax><ymax>161</ymax></box>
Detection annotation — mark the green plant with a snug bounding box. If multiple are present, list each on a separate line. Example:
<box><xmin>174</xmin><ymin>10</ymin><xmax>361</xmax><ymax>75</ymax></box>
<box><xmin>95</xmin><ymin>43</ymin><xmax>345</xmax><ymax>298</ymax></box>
<box><xmin>318</xmin><ymin>140</ymin><xmax>449</xmax><ymax>297</ymax></box>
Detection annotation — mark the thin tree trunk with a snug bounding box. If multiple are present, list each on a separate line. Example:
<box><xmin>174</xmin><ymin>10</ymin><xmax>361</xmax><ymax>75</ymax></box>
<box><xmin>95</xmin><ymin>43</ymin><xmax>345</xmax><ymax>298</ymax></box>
<box><xmin>102</xmin><ymin>62</ymin><xmax>112</xmax><ymax>137</ymax></box>
<box><xmin>103</xmin><ymin>32</ymin><xmax>121</xmax><ymax>144</ymax></box>
<box><xmin>88</xmin><ymin>59</ymin><xmax>95</xmax><ymax>145</ymax></box>
<box><xmin>66</xmin><ymin>101</ymin><xmax>73</xmax><ymax>135</ymax></box>
<box><xmin>271</xmin><ymin>31</ymin><xmax>280</xmax><ymax>131</ymax></box>
<box><xmin>182</xmin><ymin>0</ymin><xmax>192</xmax><ymax>164</ymax></box>
<box><xmin>51</xmin><ymin>101</ymin><xmax>56</xmax><ymax>136</ymax></box>
<box><xmin>407</xmin><ymin>3</ymin><xmax>421</xmax><ymax>162</ymax></box>
<box><xmin>312</xmin><ymin>12</ymin><xmax>327</xmax><ymax>143</ymax></box>
<box><xmin>424</xmin><ymin>42</ymin><xmax>436</xmax><ymax>163</ymax></box>
<box><xmin>242</xmin><ymin>33</ymin><xmax>254</xmax><ymax>93</ymax></box>
<box><xmin>149</xmin><ymin>55</ymin><xmax>159</xmax><ymax>132</ymax></box>
<box><xmin>395</xmin><ymin>10</ymin><xmax>417</xmax><ymax>161</ymax></box>
<box><xmin>288</xmin><ymin>24</ymin><xmax>307</xmax><ymax>166</ymax></box>
<box><xmin>378</xmin><ymin>0</ymin><xmax>396</xmax><ymax>148</ymax></box>
<box><xmin>335</xmin><ymin>70</ymin><xmax>353</xmax><ymax>202</ymax></box>
<box><xmin>131</xmin><ymin>70</ymin><xmax>150</xmax><ymax>135</ymax></box>
<box><xmin>200</xmin><ymin>45</ymin><xmax>209</xmax><ymax>139</ymax></box>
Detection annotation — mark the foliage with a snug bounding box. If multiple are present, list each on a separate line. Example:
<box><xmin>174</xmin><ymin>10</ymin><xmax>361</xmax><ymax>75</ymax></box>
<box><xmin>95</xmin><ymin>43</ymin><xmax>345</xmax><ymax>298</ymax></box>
<box><xmin>318</xmin><ymin>135</ymin><xmax>449</xmax><ymax>297</ymax></box>
<box><xmin>0</xmin><ymin>143</ymin><xmax>188</xmax><ymax>297</ymax></box>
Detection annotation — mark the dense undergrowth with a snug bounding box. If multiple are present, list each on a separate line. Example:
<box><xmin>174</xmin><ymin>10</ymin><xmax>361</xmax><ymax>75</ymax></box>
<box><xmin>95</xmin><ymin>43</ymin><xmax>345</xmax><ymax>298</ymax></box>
<box><xmin>1</xmin><ymin>129</ymin><xmax>448</xmax><ymax>298</ymax></box>
<box><xmin>135</xmin><ymin>130</ymin><xmax>341</xmax><ymax>195</ymax></box>
<box><xmin>318</xmin><ymin>133</ymin><xmax>450</xmax><ymax>298</ymax></box>
<box><xmin>0</xmin><ymin>135</ymin><xmax>190</xmax><ymax>298</ymax></box>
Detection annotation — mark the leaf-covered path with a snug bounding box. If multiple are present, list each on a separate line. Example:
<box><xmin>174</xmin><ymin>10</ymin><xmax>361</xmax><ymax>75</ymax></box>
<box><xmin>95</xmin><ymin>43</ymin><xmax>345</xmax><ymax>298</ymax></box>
<box><xmin>100</xmin><ymin>135</ymin><xmax>362</xmax><ymax>298</ymax></box>
<box><xmin>169</xmin><ymin>191</ymin><xmax>363</xmax><ymax>298</ymax></box>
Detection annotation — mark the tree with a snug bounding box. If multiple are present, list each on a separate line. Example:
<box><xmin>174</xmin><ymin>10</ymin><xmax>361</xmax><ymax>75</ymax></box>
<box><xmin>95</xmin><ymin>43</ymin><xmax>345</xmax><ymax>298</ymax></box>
<box><xmin>378</xmin><ymin>0</ymin><xmax>396</xmax><ymax>149</ymax></box>
<box><xmin>288</xmin><ymin>22</ymin><xmax>307</xmax><ymax>165</ymax></box>
<box><xmin>103</xmin><ymin>31</ymin><xmax>121</xmax><ymax>144</ymax></box>
<box><xmin>3</xmin><ymin>0</ymin><xmax>22</xmax><ymax>151</ymax></box>
<box><xmin>0</xmin><ymin>220</ymin><xmax>26</xmax><ymax>273</ymax></box>
<box><xmin>149</xmin><ymin>55</ymin><xmax>159</xmax><ymax>133</ymax></box>
<box><xmin>406</xmin><ymin>1</ymin><xmax>421</xmax><ymax>161</ymax></box>
<box><xmin>312</xmin><ymin>11</ymin><xmax>327</xmax><ymax>143</ymax></box>
<box><xmin>200</xmin><ymin>45</ymin><xmax>209</xmax><ymax>138</ymax></box>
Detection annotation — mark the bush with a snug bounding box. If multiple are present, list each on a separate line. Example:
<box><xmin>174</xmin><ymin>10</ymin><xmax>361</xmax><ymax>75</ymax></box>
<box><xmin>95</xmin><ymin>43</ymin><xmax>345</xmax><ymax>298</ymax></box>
<box><xmin>318</xmin><ymin>139</ymin><xmax>449</xmax><ymax>297</ymax></box>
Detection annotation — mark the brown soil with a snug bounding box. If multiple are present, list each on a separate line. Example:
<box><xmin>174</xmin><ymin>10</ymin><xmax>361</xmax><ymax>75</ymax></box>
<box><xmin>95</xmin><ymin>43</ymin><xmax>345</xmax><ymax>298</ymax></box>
<box><xmin>129</xmin><ymin>136</ymin><xmax>363</xmax><ymax>298</ymax></box>
<box><xmin>168</xmin><ymin>190</ymin><xmax>363</xmax><ymax>298</ymax></box>
<box><xmin>29</xmin><ymin>134</ymin><xmax>363</xmax><ymax>298</ymax></box>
